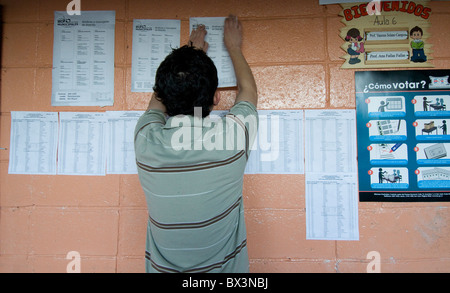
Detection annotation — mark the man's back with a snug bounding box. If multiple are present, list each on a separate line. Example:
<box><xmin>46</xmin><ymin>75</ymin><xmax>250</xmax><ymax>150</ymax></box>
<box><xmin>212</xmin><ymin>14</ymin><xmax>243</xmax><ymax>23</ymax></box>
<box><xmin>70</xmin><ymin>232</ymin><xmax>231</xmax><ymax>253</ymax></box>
<box><xmin>135</xmin><ymin>101</ymin><xmax>257</xmax><ymax>273</ymax></box>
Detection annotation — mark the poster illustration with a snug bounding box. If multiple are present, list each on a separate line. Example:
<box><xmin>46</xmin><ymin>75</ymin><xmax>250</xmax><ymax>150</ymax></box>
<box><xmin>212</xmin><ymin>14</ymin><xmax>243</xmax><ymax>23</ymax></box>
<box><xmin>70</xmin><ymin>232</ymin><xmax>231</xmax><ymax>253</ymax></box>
<box><xmin>340</xmin><ymin>1</ymin><xmax>433</xmax><ymax>69</ymax></box>
<box><xmin>356</xmin><ymin>69</ymin><xmax>450</xmax><ymax>201</ymax></box>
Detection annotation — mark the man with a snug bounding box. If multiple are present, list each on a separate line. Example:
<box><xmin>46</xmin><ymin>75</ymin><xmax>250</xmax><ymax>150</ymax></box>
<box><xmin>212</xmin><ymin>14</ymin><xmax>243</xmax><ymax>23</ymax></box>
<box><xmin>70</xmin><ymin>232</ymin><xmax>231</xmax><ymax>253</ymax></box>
<box><xmin>134</xmin><ymin>15</ymin><xmax>258</xmax><ymax>273</ymax></box>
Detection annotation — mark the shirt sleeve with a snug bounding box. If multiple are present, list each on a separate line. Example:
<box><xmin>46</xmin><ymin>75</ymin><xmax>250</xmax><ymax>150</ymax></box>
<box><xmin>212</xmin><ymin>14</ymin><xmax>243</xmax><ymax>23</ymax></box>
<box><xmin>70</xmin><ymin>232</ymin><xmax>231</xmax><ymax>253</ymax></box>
<box><xmin>229</xmin><ymin>101</ymin><xmax>257</xmax><ymax>118</ymax></box>
<box><xmin>227</xmin><ymin>101</ymin><xmax>259</xmax><ymax>157</ymax></box>
<box><xmin>134</xmin><ymin>109</ymin><xmax>166</xmax><ymax>139</ymax></box>
<box><xmin>228</xmin><ymin>101</ymin><xmax>259</xmax><ymax>132</ymax></box>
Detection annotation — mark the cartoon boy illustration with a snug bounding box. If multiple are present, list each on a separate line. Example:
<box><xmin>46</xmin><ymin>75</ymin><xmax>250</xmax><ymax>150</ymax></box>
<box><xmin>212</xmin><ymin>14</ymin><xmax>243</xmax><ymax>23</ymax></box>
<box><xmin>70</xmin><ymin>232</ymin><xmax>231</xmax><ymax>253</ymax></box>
<box><xmin>410</xmin><ymin>26</ymin><xmax>427</xmax><ymax>63</ymax></box>
<box><xmin>345</xmin><ymin>28</ymin><xmax>365</xmax><ymax>65</ymax></box>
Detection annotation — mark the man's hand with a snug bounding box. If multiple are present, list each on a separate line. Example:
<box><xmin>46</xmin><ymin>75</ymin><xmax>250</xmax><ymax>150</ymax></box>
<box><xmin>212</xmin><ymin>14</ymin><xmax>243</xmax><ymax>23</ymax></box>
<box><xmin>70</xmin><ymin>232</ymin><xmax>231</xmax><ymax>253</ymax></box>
<box><xmin>189</xmin><ymin>24</ymin><xmax>209</xmax><ymax>53</ymax></box>
<box><xmin>224</xmin><ymin>14</ymin><xmax>242</xmax><ymax>52</ymax></box>
<box><xmin>223</xmin><ymin>14</ymin><xmax>257</xmax><ymax>107</ymax></box>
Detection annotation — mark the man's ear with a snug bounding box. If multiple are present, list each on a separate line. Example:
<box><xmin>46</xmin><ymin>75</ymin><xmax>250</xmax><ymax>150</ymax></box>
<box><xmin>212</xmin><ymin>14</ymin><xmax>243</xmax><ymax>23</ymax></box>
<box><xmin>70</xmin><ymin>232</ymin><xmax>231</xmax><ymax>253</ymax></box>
<box><xmin>213</xmin><ymin>91</ymin><xmax>221</xmax><ymax>106</ymax></box>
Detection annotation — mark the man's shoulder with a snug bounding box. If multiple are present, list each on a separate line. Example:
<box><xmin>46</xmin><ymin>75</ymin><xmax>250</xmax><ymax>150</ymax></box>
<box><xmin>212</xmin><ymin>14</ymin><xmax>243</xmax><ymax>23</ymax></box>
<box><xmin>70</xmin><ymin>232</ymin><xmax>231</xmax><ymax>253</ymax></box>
<box><xmin>229</xmin><ymin>101</ymin><xmax>257</xmax><ymax>116</ymax></box>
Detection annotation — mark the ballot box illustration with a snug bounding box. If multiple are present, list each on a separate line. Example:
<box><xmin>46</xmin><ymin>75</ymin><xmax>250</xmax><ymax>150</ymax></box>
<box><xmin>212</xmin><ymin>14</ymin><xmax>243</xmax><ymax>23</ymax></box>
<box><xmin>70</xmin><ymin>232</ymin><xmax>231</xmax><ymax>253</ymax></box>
<box><xmin>422</xmin><ymin>121</ymin><xmax>437</xmax><ymax>135</ymax></box>
<box><xmin>415</xmin><ymin>119</ymin><xmax>449</xmax><ymax>141</ymax></box>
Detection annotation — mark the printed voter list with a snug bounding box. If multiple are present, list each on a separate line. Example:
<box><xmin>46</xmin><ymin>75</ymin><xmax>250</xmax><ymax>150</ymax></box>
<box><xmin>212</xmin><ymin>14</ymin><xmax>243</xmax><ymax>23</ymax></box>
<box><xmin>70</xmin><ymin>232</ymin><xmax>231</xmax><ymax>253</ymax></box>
<box><xmin>190</xmin><ymin>17</ymin><xmax>236</xmax><ymax>88</ymax></box>
<box><xmin>305</xmin><ymin>110</ymin><xmax>359</xmax><ymax>241</ymax></box>
<box><xmin>8</xmin><ymin>112</ymin><xmax>59</xmax><ymax>175</ymax></box>
<box><xmin>51</xmin><ymin>11</ymin><xmax>115</xmax><ymax>106</ymax></box>
<box><xmin>131</xmin><ymin>19</ymin><xmax>180</xmax><ymax>92</ymax></box>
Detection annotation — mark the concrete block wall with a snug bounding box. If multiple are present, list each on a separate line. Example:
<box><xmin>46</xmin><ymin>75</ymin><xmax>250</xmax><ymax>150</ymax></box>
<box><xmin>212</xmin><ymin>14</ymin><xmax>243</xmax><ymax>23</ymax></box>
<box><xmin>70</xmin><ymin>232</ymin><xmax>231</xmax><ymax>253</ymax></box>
<box><xmin>0</xmin><ymin>0</ymin><xmax>449</xmax><ymax>273</ymax></box>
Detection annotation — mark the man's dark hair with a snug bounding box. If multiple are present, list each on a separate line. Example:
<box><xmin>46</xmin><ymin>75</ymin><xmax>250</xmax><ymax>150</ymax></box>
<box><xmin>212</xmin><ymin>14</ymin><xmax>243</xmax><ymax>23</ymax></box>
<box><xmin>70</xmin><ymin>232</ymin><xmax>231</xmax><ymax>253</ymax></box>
<box><xmin>153</xmin><ymin>45</ymin><xmax>218</xmax><ymax>117</ymax></box>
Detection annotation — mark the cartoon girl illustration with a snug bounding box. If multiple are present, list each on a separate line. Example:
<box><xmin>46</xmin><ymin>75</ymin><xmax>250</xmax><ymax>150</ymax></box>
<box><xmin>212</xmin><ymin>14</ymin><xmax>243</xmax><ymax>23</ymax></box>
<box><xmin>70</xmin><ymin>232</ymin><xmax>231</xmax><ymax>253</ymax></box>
<box><xmin>345</xmin><ymin>28</ymin><xmax>365</xmax><ymax>65</ymax></box>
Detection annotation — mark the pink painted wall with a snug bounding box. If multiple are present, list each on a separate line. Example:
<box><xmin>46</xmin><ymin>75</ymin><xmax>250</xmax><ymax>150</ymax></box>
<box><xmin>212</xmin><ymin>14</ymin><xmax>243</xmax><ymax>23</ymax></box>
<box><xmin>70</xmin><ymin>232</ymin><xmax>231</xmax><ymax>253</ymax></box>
<box><xmin>1</xmin><ymin>0</ymin><xmax>449</xmax><ymax>273</ymax></box>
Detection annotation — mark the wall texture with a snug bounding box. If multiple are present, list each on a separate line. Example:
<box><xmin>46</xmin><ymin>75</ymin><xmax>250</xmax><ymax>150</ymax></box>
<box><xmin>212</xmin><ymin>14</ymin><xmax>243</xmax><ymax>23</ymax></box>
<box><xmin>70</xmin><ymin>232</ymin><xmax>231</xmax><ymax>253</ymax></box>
<box><xmin>0</xmin><ymin>0</ymin><xmax>449</xmax><ymax>273</ymax></box>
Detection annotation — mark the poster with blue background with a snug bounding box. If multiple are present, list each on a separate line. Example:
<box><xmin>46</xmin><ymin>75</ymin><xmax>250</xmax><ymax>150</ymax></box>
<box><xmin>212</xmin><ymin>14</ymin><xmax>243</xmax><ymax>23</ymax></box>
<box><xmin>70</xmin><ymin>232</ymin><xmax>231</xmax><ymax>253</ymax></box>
<box><xmin>356</xmin><ymin>69</ymin><xmax>450</xmax><ymax>201</ymax></box>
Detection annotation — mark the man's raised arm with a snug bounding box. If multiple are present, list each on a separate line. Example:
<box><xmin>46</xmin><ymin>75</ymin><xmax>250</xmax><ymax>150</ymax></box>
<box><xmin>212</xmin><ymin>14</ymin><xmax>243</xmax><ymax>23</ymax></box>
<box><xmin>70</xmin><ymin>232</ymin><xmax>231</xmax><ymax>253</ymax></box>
<box><xmin>224</xmin><ymin>15</ymin><xmax>258</xmax><ymax>107</ymax></box>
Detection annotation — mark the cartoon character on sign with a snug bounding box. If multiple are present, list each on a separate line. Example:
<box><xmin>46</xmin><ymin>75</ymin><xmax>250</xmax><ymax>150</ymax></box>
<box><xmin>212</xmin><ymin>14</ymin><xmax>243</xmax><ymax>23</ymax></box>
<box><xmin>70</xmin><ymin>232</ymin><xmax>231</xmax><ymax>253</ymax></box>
<box><xmin>345</xmin><ymin>28</ymin><xmax>365</xmax><ymax>65</ymax></box>
<box><xmin>378</xmin><ymin>100</ymin><xmax>389</xmax><ymax>112</ymax></box>
<box><xmin>410</xmin><ymin>26</ymin><xmax>427</xmax><ymax>63</ymax></box>
<box><xmin>378</xmin><ymin>168</ymin><xmax>387</xmax><ymax>183</ymax></box>
<box><xmin>440</xmin><ymin>120</ymin><xmax>447</xmax><ymax>135</ymax></box>
<box><xmin>423</xmin><ymin>97</ymin><xmax>431</xmax><ymax>111</ymax></box>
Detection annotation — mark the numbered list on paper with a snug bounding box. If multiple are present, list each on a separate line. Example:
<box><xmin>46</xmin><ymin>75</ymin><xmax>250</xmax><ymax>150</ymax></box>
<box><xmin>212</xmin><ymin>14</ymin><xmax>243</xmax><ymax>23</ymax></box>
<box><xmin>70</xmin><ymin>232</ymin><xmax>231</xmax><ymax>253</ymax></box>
<box><xmin>305</xmin><ymin>110</ymin><xmax>359</xmax><ymax>240</ymax></box>
<box><xmin>9</xmin><ymin>112</ymin><xmax>59</xmax><ymax>175</ymax></box>
<box><xmin>58</xmin><ymin>112</ymin><xmax>107</xmax><ymax>176</ymax></box>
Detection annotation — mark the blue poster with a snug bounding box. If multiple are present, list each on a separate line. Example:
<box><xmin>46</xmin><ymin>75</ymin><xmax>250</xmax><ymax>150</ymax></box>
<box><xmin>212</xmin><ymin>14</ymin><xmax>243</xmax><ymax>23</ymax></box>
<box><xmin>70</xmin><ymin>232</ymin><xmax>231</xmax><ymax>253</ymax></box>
<box><xmin>356</xmin><ymin>69</ymin><xmax>450</xmax><ymax>201</ymax></box>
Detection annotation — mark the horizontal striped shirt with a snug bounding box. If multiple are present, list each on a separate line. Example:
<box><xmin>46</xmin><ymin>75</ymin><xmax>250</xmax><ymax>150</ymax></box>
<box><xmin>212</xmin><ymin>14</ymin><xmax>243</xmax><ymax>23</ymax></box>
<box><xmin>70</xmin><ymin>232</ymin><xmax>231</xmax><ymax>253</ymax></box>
<box><xmin>134</xmin><ymin>101</ymin><xmax>258</xmax><ymax>273</ymax></box>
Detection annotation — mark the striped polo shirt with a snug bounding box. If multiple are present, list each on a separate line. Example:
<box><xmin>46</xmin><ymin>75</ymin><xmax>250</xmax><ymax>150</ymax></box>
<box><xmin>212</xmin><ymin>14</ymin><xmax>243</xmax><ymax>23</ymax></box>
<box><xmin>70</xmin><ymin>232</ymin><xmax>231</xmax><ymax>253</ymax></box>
<box><xmin>134</xmin><ymin>101</ymin><xmax>258</xmax><ymax>273</ymax></box>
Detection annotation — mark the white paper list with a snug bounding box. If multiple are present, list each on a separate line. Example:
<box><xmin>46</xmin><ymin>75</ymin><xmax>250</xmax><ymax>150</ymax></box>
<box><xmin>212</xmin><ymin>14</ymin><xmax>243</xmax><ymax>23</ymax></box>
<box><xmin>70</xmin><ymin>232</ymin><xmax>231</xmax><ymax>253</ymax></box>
<box><xmin>52</xmin><ymin>11</ymin><xmax>115</xmax><ymax>106</ymax></box>
<box><xmin>245</xmin><ymin>110</ymin><xmax>304</xmax><ymax>174</ymax></box>
<box><xmin>8</xmin><ymin>112</ymin><xmax>59</xmax><ymax>175</ymax></box>
<box><xmin>305</xmin><ymin>173</ymin><xmax>359</xmax><ymax>240</ymax></box>
<box><xmin>106</xmin><ymin>111</ymin><xmax>144</xmax><ymax>174</ymax></box>
<box><xmin>305</xmin><ymin>110</ymin><xmax>357</xmax><ymax>173</ymax></box>
<box><xmin>131</xmin><ymin>19</ymin><xmax>180</xmax><ymax>92</ymax></box>
<box><xmin>190</xmin><ymin>17</ymin><xmax>236</xmax><ymax>88</ymax></box>
<box><xmin>305</xmin><ymin>109</ymin><xmax>359</xmax><ymax>241</ymax></box>
<box><xmin>58</xmin><ymin>112</ymin><xmax>107</xmax><ymax>175</ymax></box>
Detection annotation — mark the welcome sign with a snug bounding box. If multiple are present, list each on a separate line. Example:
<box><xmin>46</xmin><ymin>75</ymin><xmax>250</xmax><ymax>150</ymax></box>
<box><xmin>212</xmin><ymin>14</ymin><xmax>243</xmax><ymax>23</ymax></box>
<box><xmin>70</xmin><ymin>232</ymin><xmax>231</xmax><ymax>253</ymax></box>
<box><xmin>340</xmin><ymin>1</ymin><xmax>433</xmax><ymax>69</ymax></box>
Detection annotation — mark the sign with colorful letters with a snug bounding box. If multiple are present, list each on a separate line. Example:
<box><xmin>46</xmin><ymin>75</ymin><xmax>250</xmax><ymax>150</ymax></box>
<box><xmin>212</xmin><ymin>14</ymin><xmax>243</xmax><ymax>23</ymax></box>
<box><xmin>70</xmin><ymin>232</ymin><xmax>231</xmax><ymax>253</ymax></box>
<box><xmin>340</xmin><ymin>1</ymin><xmax>433</xmax><ymax>69</ymax></box>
